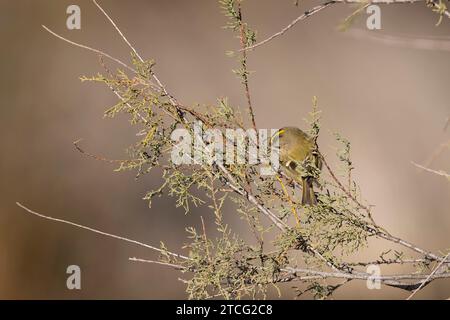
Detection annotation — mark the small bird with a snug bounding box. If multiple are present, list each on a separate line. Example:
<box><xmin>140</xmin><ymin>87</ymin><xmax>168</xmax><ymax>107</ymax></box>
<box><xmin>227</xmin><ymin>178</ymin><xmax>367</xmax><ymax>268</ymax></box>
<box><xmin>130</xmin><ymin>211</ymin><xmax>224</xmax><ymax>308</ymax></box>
<box><xmin>273</xmin><ymin>127</ymin><xmax>322</xmax><ymax>205</ymax></box>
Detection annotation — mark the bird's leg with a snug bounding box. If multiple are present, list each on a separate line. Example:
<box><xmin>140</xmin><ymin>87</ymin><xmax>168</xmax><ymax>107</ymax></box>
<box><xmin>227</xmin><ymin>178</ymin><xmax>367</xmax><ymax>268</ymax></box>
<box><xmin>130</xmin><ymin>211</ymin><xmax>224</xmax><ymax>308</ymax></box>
<box><xmin>276</xmin><ymin>175</ymin><xmax>300</xmax><ymax>225</ymax></box>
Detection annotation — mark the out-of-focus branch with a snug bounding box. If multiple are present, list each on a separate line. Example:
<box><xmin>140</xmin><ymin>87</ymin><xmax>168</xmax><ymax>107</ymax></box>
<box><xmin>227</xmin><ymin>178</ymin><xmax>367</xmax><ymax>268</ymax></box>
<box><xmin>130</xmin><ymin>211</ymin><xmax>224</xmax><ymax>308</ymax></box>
<box><xmin>241</xmin><ymin>0</ymin><xmax>449</xmax><ymax>52</ymax></box>
<box><xmin>41</xmin><ymin>25</ymin><xmax>136</xmax><ymax>73</ymax></box>
<box><xmin>241</xmin><ymin>0</ymin><xmax>336</xmax><ymax>52</ymax></box>
<box><xmin>412</xmin><ymin>161</ymin><xmax>450</xmax><ymax>179</ymax></box>
<box><xmin>346</xmin><ymin>29</ymin><xmax>450</xmax><ymax>52</ymax></box>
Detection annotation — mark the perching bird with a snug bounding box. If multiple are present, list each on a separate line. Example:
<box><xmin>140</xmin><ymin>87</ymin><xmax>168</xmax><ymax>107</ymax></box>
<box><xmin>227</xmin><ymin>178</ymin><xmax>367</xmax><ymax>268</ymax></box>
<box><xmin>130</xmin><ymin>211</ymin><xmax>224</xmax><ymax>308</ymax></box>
<box><xmin>273</xmin><ymin>127</ymin><xmax>322</xmax><ymax>205</ymax></box>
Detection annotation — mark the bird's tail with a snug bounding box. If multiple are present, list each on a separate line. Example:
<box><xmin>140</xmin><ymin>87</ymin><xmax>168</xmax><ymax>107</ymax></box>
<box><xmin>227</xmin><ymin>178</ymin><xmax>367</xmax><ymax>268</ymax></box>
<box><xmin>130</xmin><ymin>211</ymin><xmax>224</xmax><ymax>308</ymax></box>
<box><xmin>301</xmin><ymin>177</ymin><xmax>317</xmax><ymax>206</ymax></box>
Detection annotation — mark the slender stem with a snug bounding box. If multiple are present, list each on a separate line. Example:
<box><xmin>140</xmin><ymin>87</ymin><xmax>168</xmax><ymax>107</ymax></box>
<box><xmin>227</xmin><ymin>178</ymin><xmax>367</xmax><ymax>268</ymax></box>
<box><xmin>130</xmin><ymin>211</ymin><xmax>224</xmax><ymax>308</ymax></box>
<box><xmin>412</xmin><ymin>161</ymin><xmax>450</xmax><ymax>179</ymax></box>
<box><xmin>242</xmin><ymin>0</ymin><xmax>448</xmax><ymax>52</ymax></box>
<box><xmin>241</xmin><ymin>1</ymin><xmax>336</xmax><ymax>52</ymax></box>
<box><xmin>237</xmin><ymin>3</ymin><xmax>257</xmax><ymax>130</ymax></box>
<box><xmin>406</xmin><ymin>252</ymin><xmax>450</xmax><ymax>299</ymax></box>
<box><xmin>16</xmin><ymin>202</ymin><xmax>190</xmax><ymax>261</ymax></box>
<box><xmin>93</xmin><ymin>0</ymin><xmax>145</xmax><ymax>62</ymax></box>
<box><xmin>129</xmin><ymin>257</ymin><xmax>186</xmax><ymax>270</ymax></box>
<box><xmin>42</xmin><ymin>25</ymin><xmax>136</xmax><ymax>73</ymax></box>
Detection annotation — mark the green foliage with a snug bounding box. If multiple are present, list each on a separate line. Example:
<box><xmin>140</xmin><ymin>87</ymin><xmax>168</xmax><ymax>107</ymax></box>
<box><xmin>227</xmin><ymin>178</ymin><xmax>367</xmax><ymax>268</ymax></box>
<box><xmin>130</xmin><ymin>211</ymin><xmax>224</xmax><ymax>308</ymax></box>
<box><xmin>220</xmin><ymin>0</ymin><xmax>256</xmax><ymax>84</ymax></box>
<box><xmin>181</xmin><ymin>226</ymin><xmax>286</xmax><ymax>299</ymax></box>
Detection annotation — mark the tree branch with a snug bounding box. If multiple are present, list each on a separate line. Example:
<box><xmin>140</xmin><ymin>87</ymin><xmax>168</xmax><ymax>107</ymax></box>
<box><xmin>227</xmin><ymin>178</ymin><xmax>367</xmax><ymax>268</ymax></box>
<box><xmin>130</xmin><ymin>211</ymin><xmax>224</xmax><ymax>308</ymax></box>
<box><xmin>241</xmin><ymin>0</ymin><xmax>448</xmax><ymax>52</ymax></box>
<box><xmin>16</xmin><ymin>202</ymin><xmax>189</xmax><ymax>261</ymax></box>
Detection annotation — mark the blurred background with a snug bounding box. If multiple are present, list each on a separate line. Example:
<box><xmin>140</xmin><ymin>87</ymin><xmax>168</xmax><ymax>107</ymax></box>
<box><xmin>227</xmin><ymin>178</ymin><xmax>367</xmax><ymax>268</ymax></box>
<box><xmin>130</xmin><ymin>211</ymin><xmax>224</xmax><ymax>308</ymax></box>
<box><xmin>0</xmin><ymin>0</ymin><xmax>449</xmax><ymax>299</ymax></box>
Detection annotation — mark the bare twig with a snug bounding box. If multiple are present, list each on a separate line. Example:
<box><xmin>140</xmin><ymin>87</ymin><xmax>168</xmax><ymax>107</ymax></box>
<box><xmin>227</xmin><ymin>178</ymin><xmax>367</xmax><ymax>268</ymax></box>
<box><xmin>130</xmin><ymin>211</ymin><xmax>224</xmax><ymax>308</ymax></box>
<box><xmin>412</xmin><ymin>161</ymin><xmax>450</xmax><ymax>179</ymax></box>
<box><xmin>241</xmin><ymin>0</ymin><xmax>448</xmax><ymax>52</ymax></box>
<box><xmin>406</xmin><ymin>252</ymin><xmax>450</xmax><ymax>299</ymax></box>
<box><xmin>423</xmin><ymin>139</ymin><xmax>450</xmax><ymax>168</ymax></box>
<box><xmin>16</xmin><ymin>202</ymin><xmax>189</xmax><ymax>260</ymax></box>
<box><xmin>129</xmin><ymin>257</ymin><xmax>186</xmax><ymax>270</ymax></box>
<box><xmin>42</xmin><ymin>25</ymin><xmax>136</xmax><ymax>73</ymax></box>
<box><xmin>241</xmin><ymin>1</ymin><xmax>336</xmax><ymax>52</ymax></box>
<box><xmin>92</xmin><ymin>0</ymin><xmax>176</xmax><ymax>106</ymax></box>
<box><xmin>346</xmin><ymin>29</ymin><xmax>450</xmax><ymax>52</ymax></box>
<box><xmin>93</xmin><ymin>0</ymin><xmax>144</xmax><ymax>62</ymax></box>
<box><xmin>73</xmin><ymin>138</ymin><xmax>128</xmax><ymax>163</ymax></box>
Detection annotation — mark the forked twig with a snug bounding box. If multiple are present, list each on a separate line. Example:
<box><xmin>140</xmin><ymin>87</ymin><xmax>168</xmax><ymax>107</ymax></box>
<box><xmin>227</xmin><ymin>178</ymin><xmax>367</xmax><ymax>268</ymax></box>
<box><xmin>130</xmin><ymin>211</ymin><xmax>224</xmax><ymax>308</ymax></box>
<box><xmin>406</xmin><ymin>252</ymin><xmax>450</xmax><ymax>299</ymax></box>
<box><xmin>93</xmin><ymin>0</ymin><xmax>144</xmax><ymax>62</ymax></box>
<box><xmin>42</xmin><ymin>25</ymin><xmax>135</xmax><ymax>73</ymax></box>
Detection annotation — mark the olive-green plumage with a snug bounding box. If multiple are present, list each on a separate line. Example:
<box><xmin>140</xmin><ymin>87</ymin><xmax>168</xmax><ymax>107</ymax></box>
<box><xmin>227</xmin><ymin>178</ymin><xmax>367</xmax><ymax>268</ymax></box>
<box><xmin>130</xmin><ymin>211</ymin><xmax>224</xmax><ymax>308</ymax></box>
<box><xmin>275</xmin><ymin>127</ymin><xmax>322</xmax><ymax>205</ymax></box>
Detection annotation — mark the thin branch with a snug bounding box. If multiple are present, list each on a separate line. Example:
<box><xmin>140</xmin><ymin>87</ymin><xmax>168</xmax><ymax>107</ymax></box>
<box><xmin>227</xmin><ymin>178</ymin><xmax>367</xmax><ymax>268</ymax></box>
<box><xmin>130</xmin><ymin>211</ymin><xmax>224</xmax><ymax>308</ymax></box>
<box><xmin>16</xmin><ymin>202</ymin><xmax>189</xmax><ymax>260</ymax></box>
<box><xmin>129</xmin><ymin>256</ymin><xmax>450</xmax><ymax>291</ymax></box>
<box><xmin>321</xmin><ymin>153</ymin><xmax>388</xmax><ymax>233</ymax></box>
<box><xmin>129</xmin><ymin>257</ymin><xmax>186</xmax><ymax>270</ymax></box>
<box><xmin>42</xmin><ymin>25</ymin><xmax>136</xmax><ymax>73</ymax></box>
<box><xmin>215</xmin><ymin>162</ymin><xmax>288</xmax><ymax>231</ymax></box>
<box><xmin>73</xmin><ymin>138</ymin><xmax>129</xmax><ymax>163</ymax></box>
<box><xmin>423</xmin><ymin>138</ymin><xmax>450</xmax><ymax>168</ymax></box>
<box><xmin>93</xmin><ymin>0</ymin><xmax>145</xmax><ymax>62</ymax></box>
<box><xmin>375</xmin><ymin>231</ymin><xmax>447</xmax><ymax>262</ymax></box>
<box><xmin>283</xmin><ymin>267</ymin><xmax>450</xmax><ymax>282</ymax></box>
<box><xmin>91</xmin><ymin>0</ymin><xmax>182</xmax><ymax>116</ymax></box>
<box><xmin>241</xmin><ymin>1</ymin><xmax>336</xmax><ymax>52</ymax></box>
<box><xmin>241</xmin><ymin>0</ymin><xmax>447</xmax><ymax>52</ymax></box>
<box><xmin>93</xmin><ymin>0</ymin><xmax>238</xmax><ymax>133</ymax></box>
<box><xmin>237</xmin><ymin>3</ymin><xmax>257</xmax><ymax>130</ymax></box>
<box><xmin>346</xmin><ymin>29</ymin><xmax>450</xmax><ymax>52</ymax></box>
<box><xmin>347</xmin><ymin>258</ymin><xmax>436</xmax><ymax>266</ymax></box>
<box><xmin>43</xmin><ymin>27</ymin><xmax>176</xmax><ymax>125</ymax></box>
<box><xmin>322</xmin><ymin>155</ymin><xmax>447</xmax><ymax>263</ymax></box>
<box><xmin>412</xmin><ymin>161</ymin><xmax>450</xmax><ymax>179</ymax></box>
<box><xmin>200</xmin><ymin>216</ymin><xmax>212</xmax><ymax>263</ymax></box>
<box><xmin>406</xmin><ymin>252</ymin><xmax>450</xmax><ymax>300</ymax></box>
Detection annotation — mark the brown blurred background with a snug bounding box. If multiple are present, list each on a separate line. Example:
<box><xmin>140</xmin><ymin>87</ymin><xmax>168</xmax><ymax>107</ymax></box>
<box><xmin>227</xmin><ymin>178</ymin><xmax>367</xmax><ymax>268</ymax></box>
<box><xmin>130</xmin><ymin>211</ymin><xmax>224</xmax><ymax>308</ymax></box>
<box><xmin>0</xmin><ymin>0</ymin><xmax>449</xmax><ymax>299</ymax></box>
